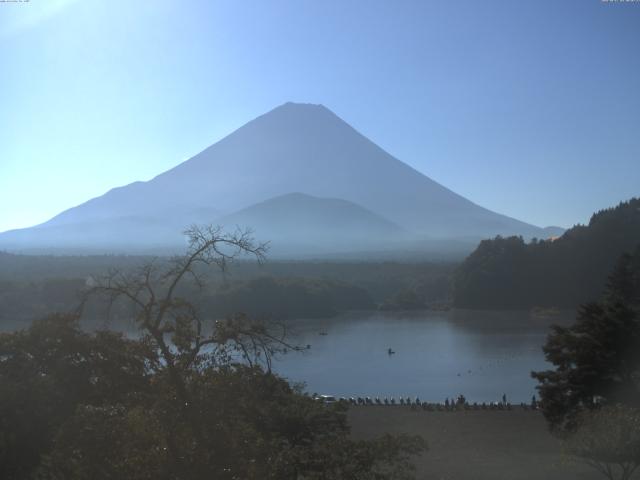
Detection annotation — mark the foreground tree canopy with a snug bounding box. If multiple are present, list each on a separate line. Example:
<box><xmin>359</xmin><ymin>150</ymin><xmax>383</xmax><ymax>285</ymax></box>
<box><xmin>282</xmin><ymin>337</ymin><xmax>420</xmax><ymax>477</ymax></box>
<box><xmin>0</xmin><ymin>226</ymin><xmax>425</xmax><ymax>480</ymax></box>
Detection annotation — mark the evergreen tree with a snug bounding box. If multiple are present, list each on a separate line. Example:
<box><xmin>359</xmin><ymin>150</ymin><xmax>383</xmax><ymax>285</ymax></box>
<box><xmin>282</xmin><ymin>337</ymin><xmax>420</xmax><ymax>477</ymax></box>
<box><xmin>532</xmin><ymin>249</ymin><xmax>640</xmax><ymax>432</ymax></box>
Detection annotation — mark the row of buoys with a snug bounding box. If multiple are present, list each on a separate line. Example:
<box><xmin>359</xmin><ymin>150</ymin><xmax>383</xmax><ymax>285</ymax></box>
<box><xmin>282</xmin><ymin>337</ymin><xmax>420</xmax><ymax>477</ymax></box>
<box><xmin>348</xmin><ymin>396</ymin><xmax>422</xmax><ymax>406</ymax></box>
<box><xmin>327</xmin><ymin>395</ymin><xmax>539</xmax><ymax>410</ymax></box>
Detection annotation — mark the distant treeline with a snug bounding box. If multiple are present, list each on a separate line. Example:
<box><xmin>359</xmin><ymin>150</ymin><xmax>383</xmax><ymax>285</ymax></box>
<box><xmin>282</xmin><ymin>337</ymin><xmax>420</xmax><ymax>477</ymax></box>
<box><xmin>453</xmin><ymin>198</ymin><xmax>640</xmax><ymax>309</ymax></box>
<box><xmin>205</xmin><ymin>276</ymin><xmax>374</xmax><ymax>319</ymax></box>
<box><xmin>0</xmin><ymin>254</ymin><xmax>454</xmax><ymax>326</ymax></box>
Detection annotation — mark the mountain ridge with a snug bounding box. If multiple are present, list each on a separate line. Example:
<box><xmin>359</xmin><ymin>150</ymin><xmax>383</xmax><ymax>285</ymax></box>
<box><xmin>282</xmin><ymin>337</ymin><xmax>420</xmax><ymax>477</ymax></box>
<box><xmin>218</xmin><ymin>192</ymin><xmax>406</xmax><ymax>255</ymax></box>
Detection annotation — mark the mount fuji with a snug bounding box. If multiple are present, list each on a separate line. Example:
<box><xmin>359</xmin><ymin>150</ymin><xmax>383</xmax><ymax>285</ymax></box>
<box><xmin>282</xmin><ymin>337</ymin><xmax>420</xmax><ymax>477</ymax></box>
<box><xmin>0</xmin><ymin>102</ymin><xmax>561</xmax><ymax>257</ymax></box>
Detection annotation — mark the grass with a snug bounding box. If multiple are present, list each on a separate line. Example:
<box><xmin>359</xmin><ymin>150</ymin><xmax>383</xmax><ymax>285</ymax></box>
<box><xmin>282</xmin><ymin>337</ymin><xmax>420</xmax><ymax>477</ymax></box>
<box><xmin>348</xmin><ymin>406</ymin><xmax>606</xmax><ymax>480</ymax></box>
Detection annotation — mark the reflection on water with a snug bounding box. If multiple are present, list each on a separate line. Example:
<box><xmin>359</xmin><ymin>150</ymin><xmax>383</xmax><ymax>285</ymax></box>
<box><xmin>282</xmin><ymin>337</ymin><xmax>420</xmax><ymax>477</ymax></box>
<box><xmin>273</xmin><ymin>309</ymin><xmax>573</xmax><ymax>403</ymax></box>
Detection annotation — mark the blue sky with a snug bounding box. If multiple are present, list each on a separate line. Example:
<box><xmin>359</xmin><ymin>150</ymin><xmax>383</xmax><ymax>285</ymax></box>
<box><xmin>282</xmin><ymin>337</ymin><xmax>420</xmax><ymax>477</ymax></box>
<box><xmin>1</xmin><ymin>0</ymin><xmax>639</xmax><ymax>233</ymax></box>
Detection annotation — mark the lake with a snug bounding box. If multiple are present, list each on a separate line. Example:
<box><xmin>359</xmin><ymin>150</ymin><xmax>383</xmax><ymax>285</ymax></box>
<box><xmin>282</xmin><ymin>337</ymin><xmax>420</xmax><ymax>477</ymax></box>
<box><xmin>272</xmin><ymin>309</ymin><xmax>573</xmax><ymax>404</ymax></box>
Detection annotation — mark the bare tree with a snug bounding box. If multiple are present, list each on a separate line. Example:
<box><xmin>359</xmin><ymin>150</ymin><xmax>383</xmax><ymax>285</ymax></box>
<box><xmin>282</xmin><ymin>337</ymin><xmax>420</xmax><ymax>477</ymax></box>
<box><xmin>564</xmin><ymin>405</ymin><xmax>640</xmax><ymax>480</ymax></box>
<box><xmin>80</xmin><ymin>224</ymin><xmax>302</xmax><ymax>416</ymax></box>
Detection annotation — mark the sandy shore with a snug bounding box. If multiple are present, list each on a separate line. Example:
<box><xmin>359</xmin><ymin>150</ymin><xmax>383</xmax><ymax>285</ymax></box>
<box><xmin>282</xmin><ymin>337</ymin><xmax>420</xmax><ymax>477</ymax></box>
<box><xmin>348</xmin><ymin>406</ymin><xmax>607</xmax><ymax>480</ymax></box>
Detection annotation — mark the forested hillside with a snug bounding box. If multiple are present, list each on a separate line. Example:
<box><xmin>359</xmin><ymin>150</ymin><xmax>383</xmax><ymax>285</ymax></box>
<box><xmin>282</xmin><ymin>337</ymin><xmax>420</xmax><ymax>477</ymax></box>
<box><xmin>453</xmin><ymin>198</ymin><xmax>640</xmax><ymax>309</ymax></box>
<box><xmin>0</xmin><ymin>253</ymin><xmax>453</xmax><ymax>327</ymax></box>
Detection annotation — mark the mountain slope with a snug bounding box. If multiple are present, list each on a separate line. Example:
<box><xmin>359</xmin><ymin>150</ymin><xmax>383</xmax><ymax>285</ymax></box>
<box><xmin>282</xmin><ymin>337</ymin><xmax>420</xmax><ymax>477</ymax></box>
<box><xmin>0</xmin><ymin>102</ymin><xmax>551</xmax><ymax>254</ymax></box>
<box><xmin>219</xmin><ymin>193</ymin><xmax>405</xmax><ymax>255</ymax></box>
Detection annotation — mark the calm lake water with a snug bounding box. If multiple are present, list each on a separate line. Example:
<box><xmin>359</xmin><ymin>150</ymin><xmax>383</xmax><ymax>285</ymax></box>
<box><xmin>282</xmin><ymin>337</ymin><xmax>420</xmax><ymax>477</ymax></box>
<box><xmin>272</xmin><ymin>309</ymin><xmax>573</xmax><ymax>403</ymax></box>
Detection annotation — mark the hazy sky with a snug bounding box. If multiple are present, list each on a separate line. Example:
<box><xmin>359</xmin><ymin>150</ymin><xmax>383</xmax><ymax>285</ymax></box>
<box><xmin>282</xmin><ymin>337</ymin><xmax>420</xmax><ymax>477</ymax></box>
<box><xmin>1</xmin><ymin>0</ymin><xmax>639</xmax><ymax>233</ymax></box>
